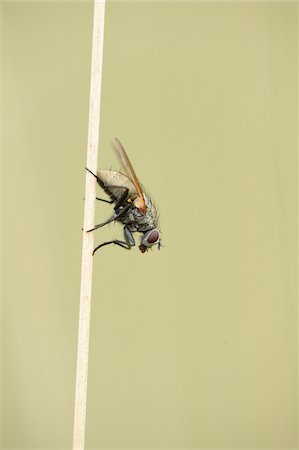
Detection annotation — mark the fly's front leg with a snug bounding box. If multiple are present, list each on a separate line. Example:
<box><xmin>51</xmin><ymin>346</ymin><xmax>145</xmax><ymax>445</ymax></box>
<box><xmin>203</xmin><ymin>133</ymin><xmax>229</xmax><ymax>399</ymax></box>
<box><xmin>92</xmin><ymin>226</ymin><xmax>135</xmax><ymax>255</ymax></box>
<box><xmin>93</xmin><ymin>239</ymin><xmax>131</xmax><ymax>255</ymax></box>
<box><xmin>124</xmin><ymin>226</ymin><xmax>135</xmax><ymax>247</ymax></box>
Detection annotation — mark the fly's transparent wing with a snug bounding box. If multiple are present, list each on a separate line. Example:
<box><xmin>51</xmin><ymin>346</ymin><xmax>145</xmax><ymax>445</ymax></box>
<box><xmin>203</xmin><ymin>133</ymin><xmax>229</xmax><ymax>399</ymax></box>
<box><xmin>113</xmin><ymin>138</ymin><xmax>146</xmax><ymax>212</ymax></box>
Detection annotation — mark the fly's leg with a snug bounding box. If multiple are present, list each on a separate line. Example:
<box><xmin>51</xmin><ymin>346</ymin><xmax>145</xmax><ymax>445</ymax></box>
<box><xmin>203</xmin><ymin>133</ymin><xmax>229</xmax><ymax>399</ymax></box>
<box><xmin>93</xmin><ymin>239</ymin><xmax>131</xmax><ymax>255</ymax></box>
<box><xmin>92</xmin><ymin>226</ymin><xmax>135</xmax><ymax>255</ymax></box>
<box><xmin>85</xmin><ymin>170</ymin><xmax>113</xmax><ymax>203</ymax></box>
<box><xmin>96</xmin><ymin>197</ymin><xmax>114</xmax><ymax>204</ymax></box>
<box><xmin>85</xmin><ymin>167</ymin><xmax>100</xmax><ymax>181</ymax></box>
<box><xmin>124</xmin><ymin>226</ymin><xmax>135</xmax><ymax>247</ymax></box>
<box><xmin>84</xmin><ymin>196</ymin><xmax>112</xmax><ymax>203</ymax></box>
<box><xmin>86</xmin><ymin>203</ymin><xmax>131</xmax><ymax>233</ymax></box>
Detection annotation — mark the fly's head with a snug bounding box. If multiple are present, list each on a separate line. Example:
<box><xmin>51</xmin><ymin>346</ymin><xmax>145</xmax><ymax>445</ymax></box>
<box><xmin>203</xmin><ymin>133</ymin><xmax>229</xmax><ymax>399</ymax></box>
<box><xmin>139</xmin><ymin>229</ymin><xmax>161</xmax><ymax>253</ymax></box>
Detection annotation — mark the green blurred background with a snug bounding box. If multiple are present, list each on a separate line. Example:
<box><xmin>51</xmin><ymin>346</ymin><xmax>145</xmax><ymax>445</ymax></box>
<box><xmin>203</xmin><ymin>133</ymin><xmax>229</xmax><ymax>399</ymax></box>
<box><xmin>1</xmin><ymin>2</ymin><xmax>298</xmax><ymax>449</ymax></box>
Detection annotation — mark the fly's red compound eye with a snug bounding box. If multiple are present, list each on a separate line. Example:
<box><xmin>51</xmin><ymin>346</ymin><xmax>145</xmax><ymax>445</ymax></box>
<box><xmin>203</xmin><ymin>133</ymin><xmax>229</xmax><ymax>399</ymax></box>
<box><xmin>148</xmin><ymin>230</ymin><xmax>159</xmax><ymax>243</ymax></box>
<box><xmin>141</xmin><ymin>229</ymin><xmax>160</xmax><ymax>248</ymax></box>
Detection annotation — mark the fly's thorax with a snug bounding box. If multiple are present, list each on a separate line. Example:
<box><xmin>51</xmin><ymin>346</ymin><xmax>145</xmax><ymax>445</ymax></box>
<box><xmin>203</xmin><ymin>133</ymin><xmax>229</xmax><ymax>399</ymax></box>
<box><xmin>118</xmin><ymin>195</ymin><xmax>159</xmax><ymax>232</ymax></box>
<box><xmin>144</xmin><ymin>194</ymin><xmax>159</xmax><ymax>228</ymax></box>
<box><xmin>136</xmin><ymin>195</ymin><xmax>159</xmax><ymax>231</ymax></box>
<box><xmin>119</xmin><ymin>207</ymin><xmax>153</xmax><ymax>232</ymax></box>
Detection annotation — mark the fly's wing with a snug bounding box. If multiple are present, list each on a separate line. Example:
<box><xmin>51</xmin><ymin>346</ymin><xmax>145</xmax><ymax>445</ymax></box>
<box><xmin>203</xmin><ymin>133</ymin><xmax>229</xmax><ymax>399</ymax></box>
<box><xmin>97</xmin><ymin>169</ymin><xmax>138</xmax><ymax>202</ymax></box>
<box><xmin>113</xmin><ymin>138</ymin><xmax>147</xmax><ymax>212</ymax></box>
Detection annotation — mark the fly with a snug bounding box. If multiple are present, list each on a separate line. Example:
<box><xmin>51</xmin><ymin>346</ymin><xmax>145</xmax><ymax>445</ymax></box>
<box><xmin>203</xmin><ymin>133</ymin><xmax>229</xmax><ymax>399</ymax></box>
<box><xmin>86</xmin><ymin>138</ymin><xmax>161</xmax><ymax>254</ymax></box>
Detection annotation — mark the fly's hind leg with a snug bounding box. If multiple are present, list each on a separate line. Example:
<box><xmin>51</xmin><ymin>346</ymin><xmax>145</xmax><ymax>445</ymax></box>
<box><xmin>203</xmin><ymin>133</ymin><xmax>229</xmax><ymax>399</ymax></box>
<box><xmin>85</xmin><ymin>169</ymin><xmax>113</xmax><ymax>203</ymax></box>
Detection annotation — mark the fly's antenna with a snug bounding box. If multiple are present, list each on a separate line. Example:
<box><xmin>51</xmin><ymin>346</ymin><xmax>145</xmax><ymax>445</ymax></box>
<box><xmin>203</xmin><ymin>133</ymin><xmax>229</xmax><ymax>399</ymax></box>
<box><xmin>73</xmin><ymin>2</ymin><xmax>106</xmax><ymax>450</ymax></box>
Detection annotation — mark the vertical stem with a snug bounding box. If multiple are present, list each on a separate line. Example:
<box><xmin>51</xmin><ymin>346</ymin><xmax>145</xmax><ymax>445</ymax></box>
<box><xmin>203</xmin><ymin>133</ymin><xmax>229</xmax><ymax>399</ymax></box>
<box><xmin>73</xmin><ymin>2</ymin><xmax>106</xmax><ymax>449</ymax></box>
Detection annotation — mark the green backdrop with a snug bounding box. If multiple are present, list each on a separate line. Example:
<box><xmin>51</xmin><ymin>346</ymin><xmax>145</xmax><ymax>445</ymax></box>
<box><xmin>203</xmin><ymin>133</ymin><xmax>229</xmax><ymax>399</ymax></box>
<box><xmin>1</xmin><ymin>2</ymin><xmax>298</xmax><ymax>449</ymax></box>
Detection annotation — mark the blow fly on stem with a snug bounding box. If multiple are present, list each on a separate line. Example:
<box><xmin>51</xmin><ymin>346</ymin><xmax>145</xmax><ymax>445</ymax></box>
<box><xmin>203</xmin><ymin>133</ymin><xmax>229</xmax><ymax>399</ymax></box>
<box><xmin>85</xmin><ymin>138</ymin><xmax>161</xmax><ymax>254</ymax></box>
